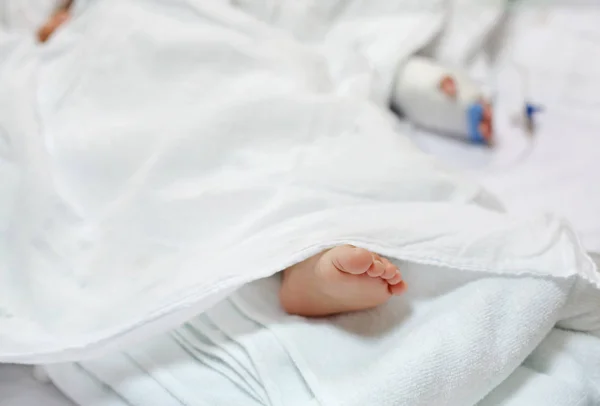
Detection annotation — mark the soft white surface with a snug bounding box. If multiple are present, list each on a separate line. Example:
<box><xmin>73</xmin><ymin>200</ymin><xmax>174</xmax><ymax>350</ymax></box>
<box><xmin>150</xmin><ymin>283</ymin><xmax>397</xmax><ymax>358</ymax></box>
<box><xmin>0</xmin><ymin>0</ymin><xmax>57</xmax><ymax>34</ymax></box>
<box><xmin>0</xmin><ymin>0</ymin><xmax>506</xmax><ymax>363</ymax></box>
<box><xmin>0</xmin><ymin>364</ymin><xmax>73</xmax><ymax>406</ymax></box>
<box><xmin>1</xmin><ymin>0</ymin><xmax>599</xmax><ymax>352</ymax></box>
<box><xmin>0</xmin><ymin>2</ymin><xmax>600</xmax><ymax>406</ymax></box>
<box><xmin>43</xmin><ymin>260</ymin><xmax>600</xmax><ymax>406</ymax></box>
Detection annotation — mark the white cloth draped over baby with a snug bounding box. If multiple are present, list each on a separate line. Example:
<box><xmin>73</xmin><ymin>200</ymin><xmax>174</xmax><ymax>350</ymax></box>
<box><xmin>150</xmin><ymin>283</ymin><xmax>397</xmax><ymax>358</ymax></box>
<box><xmin>0</xmin><ymin>0</ymin><xmax>599</xmax><ymax>404</ymax></box>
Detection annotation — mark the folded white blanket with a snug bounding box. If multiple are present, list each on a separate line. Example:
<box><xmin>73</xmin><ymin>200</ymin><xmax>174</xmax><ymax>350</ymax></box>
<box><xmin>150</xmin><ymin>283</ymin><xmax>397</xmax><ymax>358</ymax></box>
<box><xmin>46</xmin><ymin>269</ymin><xmax>600</xmax><ymax>405</ymax></box>
<box><xmin>0</xmin><ymin>5</ymin><xmax>599</xmax><ymax>405</ymax></box>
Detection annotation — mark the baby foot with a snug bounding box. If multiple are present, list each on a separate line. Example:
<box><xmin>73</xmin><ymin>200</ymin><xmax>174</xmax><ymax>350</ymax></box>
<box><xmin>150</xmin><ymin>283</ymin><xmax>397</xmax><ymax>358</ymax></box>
<box><xmin>279</xmin><ymin>245</ymin><xmax>405</xmax><ymax>317</ymax></box>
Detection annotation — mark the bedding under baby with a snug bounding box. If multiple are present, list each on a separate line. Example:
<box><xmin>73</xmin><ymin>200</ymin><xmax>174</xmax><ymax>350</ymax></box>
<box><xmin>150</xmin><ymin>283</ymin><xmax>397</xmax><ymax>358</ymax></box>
<box><xmin>0</xmin><ymin>0</ymin><xmax>599</xmax><ymax>405</ymax></box>
<box><xmin>44</xmin><ymin>270</ymin><xmax>600</xmax><ymax>406</ymax></box>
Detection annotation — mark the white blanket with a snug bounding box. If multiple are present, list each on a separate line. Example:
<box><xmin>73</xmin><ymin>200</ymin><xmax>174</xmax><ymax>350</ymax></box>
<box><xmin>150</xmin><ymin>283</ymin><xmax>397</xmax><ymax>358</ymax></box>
<box><xmin>45</xmin><ymin>270</ymin><xmax>600</xmax><ymax>405</ymax></box>
<box><xmin>0</xmin><ymin>2</ymin><xmax>599</xmax><ymax>403</ymax></box>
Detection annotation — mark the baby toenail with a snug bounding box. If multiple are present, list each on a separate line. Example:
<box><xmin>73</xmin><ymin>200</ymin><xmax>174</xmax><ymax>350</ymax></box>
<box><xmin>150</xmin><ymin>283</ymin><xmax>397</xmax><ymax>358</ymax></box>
<box><xmin>388</xmin><ymin>273</ymin><xmax>403</xmax><ymax>285</ymax></box>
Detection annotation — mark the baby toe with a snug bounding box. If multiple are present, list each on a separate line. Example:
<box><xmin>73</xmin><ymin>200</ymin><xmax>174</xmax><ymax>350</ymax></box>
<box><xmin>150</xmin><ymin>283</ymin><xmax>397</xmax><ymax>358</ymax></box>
<box><xmin>327</xmin><ymin>245</ymin><xmax>375</xmax><ymax>275</ymax></box>
<box><xmin>367</xmin><ymin>258</ymin><xmax>386</xmax><ymax>277</ymax></box>
<box><xmin>380</xmin><ymin>262</ymin><xmax>398</xmax><ymax>280</ymax></box>
<box><xmin>389</xmin><ymin>280</ymin><xmax>407</xmax><ymax>295</ymax></box>
<box><xmin>386</xmin><ymin>271</ymin><xmax>403</xmax><ymax>285</ymax></box>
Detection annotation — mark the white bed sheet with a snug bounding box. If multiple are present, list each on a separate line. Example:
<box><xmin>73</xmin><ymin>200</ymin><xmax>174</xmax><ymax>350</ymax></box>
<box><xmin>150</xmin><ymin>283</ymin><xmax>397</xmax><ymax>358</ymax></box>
<box><xmin>2</xmin><ymin>6</ymin><xmax>600</xmax><ymax>406</ymax></box>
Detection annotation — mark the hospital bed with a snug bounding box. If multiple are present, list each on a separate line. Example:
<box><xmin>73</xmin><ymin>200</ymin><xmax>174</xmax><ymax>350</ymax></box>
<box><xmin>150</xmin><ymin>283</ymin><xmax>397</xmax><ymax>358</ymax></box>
<box><xmin>1</xmin><ymin>5</ymin><xmax>600</xmax><ymax>406</ymax></box>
